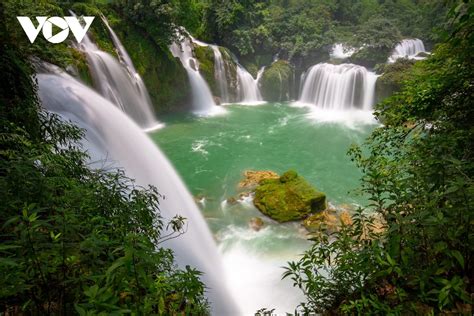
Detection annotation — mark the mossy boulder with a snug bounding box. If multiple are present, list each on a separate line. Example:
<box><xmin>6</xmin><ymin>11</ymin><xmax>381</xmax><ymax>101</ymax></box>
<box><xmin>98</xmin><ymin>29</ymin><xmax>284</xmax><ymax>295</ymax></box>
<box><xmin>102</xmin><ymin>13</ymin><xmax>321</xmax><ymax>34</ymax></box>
<box><xmin>350</xmin><ymin>46</ymin><xmax>391</xmax><ymax>68</ymax></box>
<box><xmin>260</xmin><ymin>60</ymin><xmax>294</xmax><ymax>102</ymax></box>
<box><xmin>194</xmin><ymin>45</ymin><xmax>217</xmax><ymax>96</ymax></box>
<box><xmin>253</xmin><ymin>170</ymin><xmax>326</xmax><ymax>222</ymax></box>
<box><xmin>374</xmin><ymin>58</ymin><xmax>415</xmax><ymax>103</ymax></box>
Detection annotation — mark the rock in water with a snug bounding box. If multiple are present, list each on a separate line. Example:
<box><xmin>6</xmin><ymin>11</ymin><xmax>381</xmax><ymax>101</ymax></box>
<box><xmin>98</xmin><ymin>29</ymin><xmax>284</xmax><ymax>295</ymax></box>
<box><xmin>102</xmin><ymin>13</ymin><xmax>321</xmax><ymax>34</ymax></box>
<box><xmin>253</xmin><ymin>170</ymin><xmax>326</xmax><ymax>222</ymax></box>
<box><xmin>239</xmin><ymin>170</ymin><xmax>279</xmax><ymax>188</ymax></box>
<box><xmin>249</xmin><ymin>217</ymin><xmax>265</xmax><ymax>231</ymax></box>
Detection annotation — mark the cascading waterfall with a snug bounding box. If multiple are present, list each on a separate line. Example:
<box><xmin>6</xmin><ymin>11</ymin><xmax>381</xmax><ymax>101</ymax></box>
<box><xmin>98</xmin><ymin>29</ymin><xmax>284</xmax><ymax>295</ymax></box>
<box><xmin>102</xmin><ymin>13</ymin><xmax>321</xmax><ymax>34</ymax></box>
<box><xmin>298</xmin><ymin>63</ymin><xmax>377</xmax><ymax>110</ymax></box>
<box><xmin>236</xmin><ymin>66</ymin><xmax>264</xmax><ymax>105</ymax></box>
<box><xmin>101</xmin><ymin>16</ymin><xmax>160</xmax><ymax>132</ymax></box>
<box><xmin>74</xmin><ymin>16</ymin><xmax>158</xmax><ymax>130</ymax></box>
<box><xmin>388</xmin><ymin>38</ymin><xmax>427</xmax><ymax>63</ymax></box>
<box><xmin>211</xmin><ymin>45</ymin><xmax>229</xmax><ymax>103</ymax></box>
<box><xmin>330</xmin><ymin>43</ymin><xmax>356</xmax><ymax>59</ymax></box>
<box><xmin>37</xmin><ymin>70</ymin><xmax>240</xmax><ymax>315</ymax></box>
<box><xmin>170</xmin><ymin>35</ymin><xmax>224</xmax><ymax>115</ymax></box>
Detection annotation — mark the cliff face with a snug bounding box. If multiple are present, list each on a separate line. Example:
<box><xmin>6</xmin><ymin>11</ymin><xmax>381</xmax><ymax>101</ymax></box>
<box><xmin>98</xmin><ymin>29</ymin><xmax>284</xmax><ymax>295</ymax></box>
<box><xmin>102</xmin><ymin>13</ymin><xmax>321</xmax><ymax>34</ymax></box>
<box><xmin>260</xmin><ymin>60</ymin><xmax>294</xmax><ymax>102</ymax></box>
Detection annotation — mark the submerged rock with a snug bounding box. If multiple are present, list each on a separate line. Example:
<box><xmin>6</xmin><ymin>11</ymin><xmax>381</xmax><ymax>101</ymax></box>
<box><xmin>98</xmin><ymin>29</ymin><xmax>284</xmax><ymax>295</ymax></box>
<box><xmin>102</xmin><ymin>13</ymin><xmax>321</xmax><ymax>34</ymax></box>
<box><xmin>226</xmin><ymin>196</ymin><xmax>238</xmax><ymax>205</ymax></box>
<box><xmin>249</xmin><ymin>217</ymin><xmax>265</xmax><ymax>231</ymax></box>
<box><xmin>238</xmin><ymin>170</ymin><xmax>279</xmax><ymax>188</ymax></box>
<box><xmin>253</xmin><ymin>170</ymin><xmax>326</xmax><ymax>222</ymax></box>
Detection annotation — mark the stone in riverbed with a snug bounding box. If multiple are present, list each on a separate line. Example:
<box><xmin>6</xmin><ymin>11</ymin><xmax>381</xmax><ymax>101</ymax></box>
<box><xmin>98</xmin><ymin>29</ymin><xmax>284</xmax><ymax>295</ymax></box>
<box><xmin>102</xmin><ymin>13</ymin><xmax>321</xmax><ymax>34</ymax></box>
<box><xmin>226</xmin><ymin>197</ymin><xmax>238</xmax><ymax>205</ymax></box>
<box><xmin>303</xmin><ymin>210</ymin><xmax>353</xmax><ymax>234</ymax></box>
<box><xmin>253</xmin><ymin>170</ymin><xmax>326</xmax><ymax>222</ymax></box>
<box><xmin>249</xmin><ymin>217</ymin><xmax>264</xmax><ymax>231</ymax></box>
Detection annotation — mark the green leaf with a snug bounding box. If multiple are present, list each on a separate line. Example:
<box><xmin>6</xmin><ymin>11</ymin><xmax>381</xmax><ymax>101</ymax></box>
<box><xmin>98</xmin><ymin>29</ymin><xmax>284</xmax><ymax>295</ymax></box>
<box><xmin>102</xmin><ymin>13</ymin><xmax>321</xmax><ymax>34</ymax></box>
<box><xmin>451</xmin><ymin>250</ymin><xmax>464</xmax><ymax>268</ymax></box>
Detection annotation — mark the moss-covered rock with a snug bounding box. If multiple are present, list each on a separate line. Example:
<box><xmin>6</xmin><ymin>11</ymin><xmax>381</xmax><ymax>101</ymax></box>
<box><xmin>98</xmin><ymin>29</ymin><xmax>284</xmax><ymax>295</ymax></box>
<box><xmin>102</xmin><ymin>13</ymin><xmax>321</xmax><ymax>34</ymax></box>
<box><xmin>374</xmin><ymin>58</ymin><xmax>416</xmax><ymax>103</ymax></box>
<box><xmin>260</xmin><ymin>60</ymin><xmax>294</xmax><ymax>102</ymax></box>
<box><xmin>350</xmin><ymin>46</ymin><xmax>391</xmax><ymax>68</ymax></box>
<box><xmin>103</xmin><ymin>12</ymin><xmax>191</xmax><ymax>113</ymax></box>
<box><xmin>194</xmin><ymin>45</ymin><xmax>217</xmax><ymax>96</ymax></box>
<box><xmin>253</xmin><ymin>170</ymin><xmax>326</xmax><ymax>222</ymax></box>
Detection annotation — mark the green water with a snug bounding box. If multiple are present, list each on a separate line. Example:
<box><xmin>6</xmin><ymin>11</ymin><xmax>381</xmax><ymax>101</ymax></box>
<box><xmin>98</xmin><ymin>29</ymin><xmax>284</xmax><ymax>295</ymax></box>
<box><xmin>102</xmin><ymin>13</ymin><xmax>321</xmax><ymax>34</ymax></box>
<box><xmin>151</xmin><ymin>103</ymin><xmax>376</xmax><ymax>313</ymax></box>
<box><xmin>152</xmin><ymin>103</ymin><xmax>373</xmax><ymax>226</ymax></box>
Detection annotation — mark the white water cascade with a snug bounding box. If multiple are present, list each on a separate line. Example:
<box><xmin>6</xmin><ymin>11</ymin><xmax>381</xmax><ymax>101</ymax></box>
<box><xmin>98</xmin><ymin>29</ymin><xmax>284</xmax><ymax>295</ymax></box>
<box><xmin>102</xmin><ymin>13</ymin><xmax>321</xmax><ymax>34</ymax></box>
<box><xmin>295</xmin><ymin>63</ymin><xmax>378</xmax><ymax>125</ymax></box>
<box><xmin>298</xmin><ymin>63</ymin><xmax>377</xmax><ymax>110</ymax></box>
<box><xmin>388</xmin><ymin>38</ymin><xmax>427</xmax><ymax>63</ymax></box>
<box><xmin>237</xmin><ymin>66</ymin><xmax>264</xmax><ymax>105</ymax></box>
<box><xmin>170</xmin><ymin>35</ymin><xmax>224</xmax><ymax>115</ymax></box>
<box><xmin>37</xmin><ymin>70</ymin><xmax>240</xmax><ymax>315</ymax></box>
<box><xmin>330</xmin><ymin>43</ymin><xmax>356</xmax><ymax>59</ymax></box>
<box><xmin>211</xmin><ymin>45</ymin><xmax>229</xmax><ymax>103</ymax></box>
<box><xmin>75</xmin><ymin>19</ymin><xmax>159</xmax><ymax>130</ymax></box>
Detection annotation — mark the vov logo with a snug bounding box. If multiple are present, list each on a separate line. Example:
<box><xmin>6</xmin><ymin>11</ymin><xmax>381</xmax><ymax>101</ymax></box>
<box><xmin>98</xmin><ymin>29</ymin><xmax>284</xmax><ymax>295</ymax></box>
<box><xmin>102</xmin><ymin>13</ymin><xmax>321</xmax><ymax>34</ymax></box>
<box><xmin>17</xmin><ymin>16</ymin><xmax>95</xmax><ymax>44</ymax></box>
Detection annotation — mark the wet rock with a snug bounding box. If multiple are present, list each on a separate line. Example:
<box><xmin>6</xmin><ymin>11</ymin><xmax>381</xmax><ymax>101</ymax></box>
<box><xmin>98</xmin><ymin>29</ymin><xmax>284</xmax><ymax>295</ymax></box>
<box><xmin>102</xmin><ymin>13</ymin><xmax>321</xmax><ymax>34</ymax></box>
<box><xmin>238</xmin><ymin>170</ymin><xmax>279</xmax><ymax>188</ymax></box>
<box><xmin>253</xmin><ymin>170</ymin><xmax>326</xmax><ymax>222</ymax></box>
<box><xmin>249</xmin><ymin>217</ymin><xmax>264</xmax><ymax>231</ymax></box>
<box><xmin>226</xmin><ymin>197</ymin><xmax>238</xmax><ymax>205</ymax></box>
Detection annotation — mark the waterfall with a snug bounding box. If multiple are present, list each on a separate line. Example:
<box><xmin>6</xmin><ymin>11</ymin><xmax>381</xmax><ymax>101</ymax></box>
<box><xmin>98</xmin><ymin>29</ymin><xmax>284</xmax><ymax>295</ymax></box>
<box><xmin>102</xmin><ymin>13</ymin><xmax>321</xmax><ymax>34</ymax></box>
<box><xmin>37</xmin><ymin>70</ymin><xmax>240</xmax><ymax>315</ymax></box>
<box><xmin>298</xmin><ymin>63</ymin><xmax>377</xmax><ymax>110</ymax></box>
<box><xmin>211</xmin><ymin>45</ymin><xmax>229</xmax><ymax>103</ymax></box>
<box><xmin>237</xmin><ymin>66</ymin><xmax>264</xmax><ymax>105</ymax></box>
<box><xmin>388</xmin><ymin>39</ymin><xmax>427</xmax><ymax>63</ymax></box>
<box><xmin>73</xmin><ymin>15</ymin><xmax>159</xmax><ymax>130</ymax></box>
<box><xmin>170</xmin><ymin>35</ymin><xmax>224</xmax><ymax>116</ymax></box>
<box><xmin>330</xmin><ymin>43</ymin><xmax>356</xmax><ymax>59</ymax></box>
<box><xmin>256</xmin><ymin>66</ymin><xmax>265</xmax><ymax>83</ymax></box>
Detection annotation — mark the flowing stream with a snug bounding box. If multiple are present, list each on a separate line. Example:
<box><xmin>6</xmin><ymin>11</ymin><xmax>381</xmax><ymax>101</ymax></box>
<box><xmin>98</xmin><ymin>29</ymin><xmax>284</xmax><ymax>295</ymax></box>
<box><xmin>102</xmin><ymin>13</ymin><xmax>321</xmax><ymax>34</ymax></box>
<box><xmin>37</xmin><ymin>70</ymin><xmax>240</xmax><ymax>315</ymax></box>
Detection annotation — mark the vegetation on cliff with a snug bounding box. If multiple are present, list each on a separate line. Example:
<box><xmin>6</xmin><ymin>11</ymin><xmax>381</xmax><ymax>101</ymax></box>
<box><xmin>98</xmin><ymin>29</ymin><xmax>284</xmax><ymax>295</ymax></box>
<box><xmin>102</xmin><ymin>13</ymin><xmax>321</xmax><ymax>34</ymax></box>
<box><xmin>283</xmin><ymin>1</ymin><xmax>473</xmax><ymax>314</ymax></box>
<box><xmin>0</xmin><ymin>1</ymin><xmax>209</xmax><ymax>314</ymax></box>
<box><xmin>260</xmin><ymin>60</ymin><xmax>294</xmax><ymax>102</ymax></box>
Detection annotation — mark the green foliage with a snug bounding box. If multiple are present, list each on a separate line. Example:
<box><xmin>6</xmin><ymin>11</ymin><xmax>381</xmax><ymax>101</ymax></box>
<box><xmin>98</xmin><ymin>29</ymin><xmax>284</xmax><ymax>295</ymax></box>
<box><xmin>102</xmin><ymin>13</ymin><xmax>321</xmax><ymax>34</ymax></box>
<box><xmin>0</xmin><ymin>8</ymin><xmax>209</xmax><ymax>314</ymax></box>
<box><xmin>197</xmin><ymin>0</ymin><xmax>446</xmax><ymax>68</ymax></box>
<box><xmin>349</xmin><ymin>17</ymin><xmax>402</xmax><ymax>67</ymax></box>
<box><xmin>285</xmin><ymin>1</ymin><xmax>473</xmax><ymax>314</ymax></box>
<box><xmin>0</xmin><ymin>112</ymin><xmax>209</xmax><ymax>315</ymax></box>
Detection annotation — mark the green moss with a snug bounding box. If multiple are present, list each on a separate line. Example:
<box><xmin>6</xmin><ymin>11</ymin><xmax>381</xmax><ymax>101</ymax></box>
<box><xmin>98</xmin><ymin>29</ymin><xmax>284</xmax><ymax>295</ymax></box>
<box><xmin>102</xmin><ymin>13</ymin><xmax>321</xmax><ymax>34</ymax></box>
<box><xmin>72</xmin><ymin>50</ymin><xmax>93</xmax><ymax>87</ymax></box>
<box><xmin>374</xmin><ymin>58</ymin><xmax>416</xmax><ymax>103</ymax></box>
<box><xmin>260</xmin><ymin>60</ymin><xmax>294</xmax><ymax>102</ymax></box>
<box><xmin>102</xmin><ymin>12</ymin><xmax>191</xmax><ymax>113</ymax></box>
<box><xmin>253</xmin><ymin>170</ymin><xmax>326</xmax><ymax>222</ymax></box>
<box><xmin>194</xmin><ymin>45</ymin><xmax>218</xmax><ymax>96</ymax></box>
<box><xmin>350</xmin><ymin>46</ymin><xmax>391</xmax><ymax>68</ymax></box>
<box><xmin>220</xmin><ymin>48</ymin><xmax>239</xmax><ymax>101</ymax></box>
